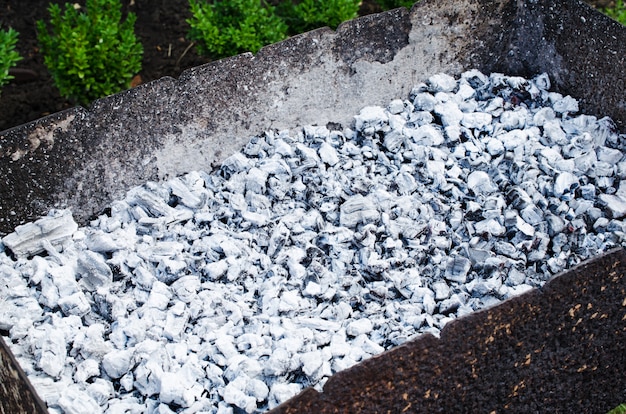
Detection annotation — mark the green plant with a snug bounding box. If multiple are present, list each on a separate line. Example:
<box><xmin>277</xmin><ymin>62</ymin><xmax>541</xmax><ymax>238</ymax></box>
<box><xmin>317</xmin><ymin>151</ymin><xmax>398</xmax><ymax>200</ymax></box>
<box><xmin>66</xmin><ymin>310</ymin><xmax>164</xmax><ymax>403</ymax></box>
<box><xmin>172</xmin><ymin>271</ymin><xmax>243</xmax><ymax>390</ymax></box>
<box><xmin>187</xmin><ymin>0</ymin><xmax>288</xmax><ymax>59</ymax></box>
<box><xmin>602</xmin><ymin>0</ymin><xmax>626</xmax><ymax>25</ymax></box>
<box><xmin>374</xmin><ymin>0</ymin><xmax>418</xmax><ymax>10</ymax></box>
<box><xmin>277</xmin><ymin>0</ymin><xmax>362</xmax><ymax>34</ymax></box>
<box><xmin>607</xmin><ymin>403</ymin><xmax>626</xmax><ymax>414</ymax></box>
<box><xmin>36</xmin><ymin>0</ymin><xmax>143</xmax><ymax>105</ymax></box>
<box><xmin>0</xmin><ymin>27</ymin><xmax>22</xmax><ymax>92</ymax></box>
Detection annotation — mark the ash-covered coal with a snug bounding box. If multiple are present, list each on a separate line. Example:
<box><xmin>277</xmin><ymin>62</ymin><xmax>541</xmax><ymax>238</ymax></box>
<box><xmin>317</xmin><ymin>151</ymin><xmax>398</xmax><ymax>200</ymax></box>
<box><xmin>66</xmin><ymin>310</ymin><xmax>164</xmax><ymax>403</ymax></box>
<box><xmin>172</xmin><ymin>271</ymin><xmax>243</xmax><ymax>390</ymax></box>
<box><xmin>1</xmin><ymin>70</ymin><xmax>626</xmax><ymax>414</ymax></box>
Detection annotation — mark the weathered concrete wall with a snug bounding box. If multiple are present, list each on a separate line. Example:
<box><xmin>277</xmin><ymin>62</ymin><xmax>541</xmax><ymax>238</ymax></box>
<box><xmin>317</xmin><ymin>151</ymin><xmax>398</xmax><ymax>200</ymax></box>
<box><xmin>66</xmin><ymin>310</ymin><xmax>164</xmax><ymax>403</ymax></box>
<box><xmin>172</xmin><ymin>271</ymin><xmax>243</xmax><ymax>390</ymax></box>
<box><xmin>0</xmin><ymin>0</ymin><xmax>624</xmax><ymax>235</ymax></box>
<box><xmin>0</xmin><ymin>336</ymin><xmax>48</xmax><ymax>414</ymax></box>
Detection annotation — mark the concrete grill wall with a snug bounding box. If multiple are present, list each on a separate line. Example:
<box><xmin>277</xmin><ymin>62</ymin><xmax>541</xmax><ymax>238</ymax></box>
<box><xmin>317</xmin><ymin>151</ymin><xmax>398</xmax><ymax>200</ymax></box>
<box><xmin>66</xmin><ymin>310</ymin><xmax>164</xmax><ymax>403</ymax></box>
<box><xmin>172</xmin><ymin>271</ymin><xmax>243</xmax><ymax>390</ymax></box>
<box><xmin>0</xmin><ymin>0</ymin><xmax>624</xmax><ymax>235</ymax></box>
<box><xmin>0</xmin><ymin>335</ymin><xmax>48</xmax><ymax>414</ymax></box>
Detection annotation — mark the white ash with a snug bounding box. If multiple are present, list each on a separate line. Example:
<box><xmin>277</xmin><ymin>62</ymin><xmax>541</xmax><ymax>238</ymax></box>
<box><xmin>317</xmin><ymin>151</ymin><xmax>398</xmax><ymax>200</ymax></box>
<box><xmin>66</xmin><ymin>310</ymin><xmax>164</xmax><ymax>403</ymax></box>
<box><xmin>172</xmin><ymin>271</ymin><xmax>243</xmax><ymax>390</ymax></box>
<box><xmin>2</xmin><ymin>70</ymin><xmax>626</xmax><ymax>414</ymax></box>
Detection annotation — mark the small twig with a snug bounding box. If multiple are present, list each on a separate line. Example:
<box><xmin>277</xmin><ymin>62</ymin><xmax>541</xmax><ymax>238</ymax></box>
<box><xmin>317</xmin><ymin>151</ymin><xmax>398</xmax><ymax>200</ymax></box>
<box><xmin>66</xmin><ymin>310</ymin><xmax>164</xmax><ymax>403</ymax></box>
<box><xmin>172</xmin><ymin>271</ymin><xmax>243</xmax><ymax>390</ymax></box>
<box><xmin>168</xmin><ymin>43</ymin><xmax>172</xmax><ymax>58</ymax></box>
<box><xmin>175</xmin><ymin>42</ymin><xmax>196</xmax><ymax>69</ymax></box>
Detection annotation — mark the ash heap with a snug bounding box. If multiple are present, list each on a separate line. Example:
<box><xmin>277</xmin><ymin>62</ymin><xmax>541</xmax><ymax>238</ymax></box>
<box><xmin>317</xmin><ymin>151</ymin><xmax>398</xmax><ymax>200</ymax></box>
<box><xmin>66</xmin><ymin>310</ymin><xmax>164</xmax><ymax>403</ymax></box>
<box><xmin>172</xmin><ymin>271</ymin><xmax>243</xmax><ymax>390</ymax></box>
<box><xmin>1</xmin><ymin>70</ymin><xmax>626</xmax><ymax>413</ymax></box>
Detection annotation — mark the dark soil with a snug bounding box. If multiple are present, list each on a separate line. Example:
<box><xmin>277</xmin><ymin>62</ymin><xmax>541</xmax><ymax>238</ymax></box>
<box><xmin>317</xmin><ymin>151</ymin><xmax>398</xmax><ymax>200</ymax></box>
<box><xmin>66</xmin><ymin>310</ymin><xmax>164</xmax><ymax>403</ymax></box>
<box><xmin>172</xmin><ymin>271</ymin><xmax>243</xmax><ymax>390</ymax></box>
<box><xmin>0</xmin><ymin>0</ymin><xmax>210</xmax><ymax>132</ymax></box>
<box><xmin>0</xmin><ymin>0</ymin><xmax>610</xmax><ymax>132</ymax></box>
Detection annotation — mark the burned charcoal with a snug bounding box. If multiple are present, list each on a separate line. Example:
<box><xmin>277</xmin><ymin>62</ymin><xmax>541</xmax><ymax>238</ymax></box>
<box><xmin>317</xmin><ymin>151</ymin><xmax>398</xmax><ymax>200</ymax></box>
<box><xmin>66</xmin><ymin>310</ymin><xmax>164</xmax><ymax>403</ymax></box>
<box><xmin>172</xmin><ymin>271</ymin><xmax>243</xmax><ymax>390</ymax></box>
<box><xmin>3</xmin><ymin>70</ymin><xmax>626</xmax><ymax>413</ymax></box>
<box><xmin>76</xmin><ymin>250</ymin><xmax>113</xmax><ymax>291</ymax></box>
<box><xmin>444</xmin><ymin>255</ymin><xmax>472</xmax><ymax>283</ymax></box>
<box><xmin>2</xmin><ymin>210</ymin><xmax>78</xmax><ymax>258</ymax></box>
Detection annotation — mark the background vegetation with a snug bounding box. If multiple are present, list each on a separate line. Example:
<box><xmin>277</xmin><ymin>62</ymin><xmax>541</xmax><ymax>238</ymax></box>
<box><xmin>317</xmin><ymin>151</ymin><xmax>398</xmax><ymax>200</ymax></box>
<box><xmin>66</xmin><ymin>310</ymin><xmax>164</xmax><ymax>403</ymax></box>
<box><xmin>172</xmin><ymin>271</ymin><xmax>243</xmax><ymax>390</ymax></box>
<box><xmin>277</xmin><ymin>0</ymin><xmax>362</xmax><ymax>35</ymax></box>
<box><xmin>607</xmin><ymin>403</ymin><xmax>626</xmax><ymax>414</ymax></box>
<box><xmin>602</xmin><ymin>0</ymin><xmax>626</xmax><ymax>24</ymax></box>
<box><xmin>187</xmin><ymin>0</ymin><xmax>289</xmax><ymax>58</ymax></box>
<box><xmin>36</xmin><ymin>0</ymin><xmax>143</xmax><ymax>105</ymax></box>
<box><xmin>0</xmin><ymin>27</ymin><xmax>22</xmax><ymax>93</ymax></box>
<box><xmin>187</xmin><ymin>0</ymin><xmax>363</xmax><ymax>58</ymax></box>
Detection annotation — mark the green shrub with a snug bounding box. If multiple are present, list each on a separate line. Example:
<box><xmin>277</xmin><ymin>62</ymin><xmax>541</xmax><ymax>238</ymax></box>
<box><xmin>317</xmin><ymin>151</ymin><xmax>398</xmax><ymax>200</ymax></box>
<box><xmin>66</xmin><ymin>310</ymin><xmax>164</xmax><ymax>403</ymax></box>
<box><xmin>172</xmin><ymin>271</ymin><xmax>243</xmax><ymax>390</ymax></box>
<box><xmin>602</xmin><ymin>0</ymin><xmax>626</xmax><ymax>25</ymax></box>
<box><xmin>36</xmin><ymin>0</ymin><xmax>143</xmax><ymax>105</ymax></box>
<box><xmin>607</xmin><ymin>403</ymin><xmax>626</xmax><ymax>414</ymax></box>
<box><xmin>277</xmin><ymin>0</ymin><xmax>362</xmax><ymax>34</ymax></box>
<box><xmin>187</xmin><ymin>0</ymin><xmax>288</xmax><ymax>59</ymax></box>
<box><xmin>0</xmin><ymin>27</ymin><xmax>22</xmax><ymax>92</ymax></box>
<box><xmin>375</xmin><ymin>0</ymin><xmax>418</xmax><ymax>11</ymax></box>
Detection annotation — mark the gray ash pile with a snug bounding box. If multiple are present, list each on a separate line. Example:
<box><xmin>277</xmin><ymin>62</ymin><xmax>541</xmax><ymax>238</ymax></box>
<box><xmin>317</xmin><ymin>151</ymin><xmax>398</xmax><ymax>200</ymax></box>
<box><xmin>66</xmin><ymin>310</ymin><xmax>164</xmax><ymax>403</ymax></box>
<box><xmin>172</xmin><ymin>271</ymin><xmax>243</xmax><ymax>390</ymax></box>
<box><xmin>1</xmin><ymin>70</ymin><xmax>625</xmax><ymax>414</ymax></box>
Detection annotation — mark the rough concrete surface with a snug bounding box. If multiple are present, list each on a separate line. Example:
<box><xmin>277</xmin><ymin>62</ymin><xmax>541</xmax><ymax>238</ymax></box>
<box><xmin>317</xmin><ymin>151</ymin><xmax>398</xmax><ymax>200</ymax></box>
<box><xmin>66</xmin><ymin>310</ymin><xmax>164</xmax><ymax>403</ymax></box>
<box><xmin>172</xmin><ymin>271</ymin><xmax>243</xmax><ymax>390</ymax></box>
<box><xmin>0</xmin><ymin>0</ymin><xmax>624</xmax><ymax>234</ymax></box>
<box><xmin>270</xmin><ymin>248</ymin><xmax>626</xmax><ymax>413</ymax></box>
<box><xmin>0</xmin><ymin>336</ymin><xmax>48</xmax><ymax>414</ymax></box>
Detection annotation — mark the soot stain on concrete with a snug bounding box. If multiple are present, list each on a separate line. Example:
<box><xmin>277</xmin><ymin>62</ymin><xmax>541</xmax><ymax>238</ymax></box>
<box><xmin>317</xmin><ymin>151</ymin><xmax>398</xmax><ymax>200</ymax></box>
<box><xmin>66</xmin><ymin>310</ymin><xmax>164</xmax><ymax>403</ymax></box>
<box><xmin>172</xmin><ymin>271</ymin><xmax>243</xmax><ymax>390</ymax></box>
<box><xmin>333</xmin><ymin>8</ymin><xmax>411</xmax><ymax>67</ymax></box>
